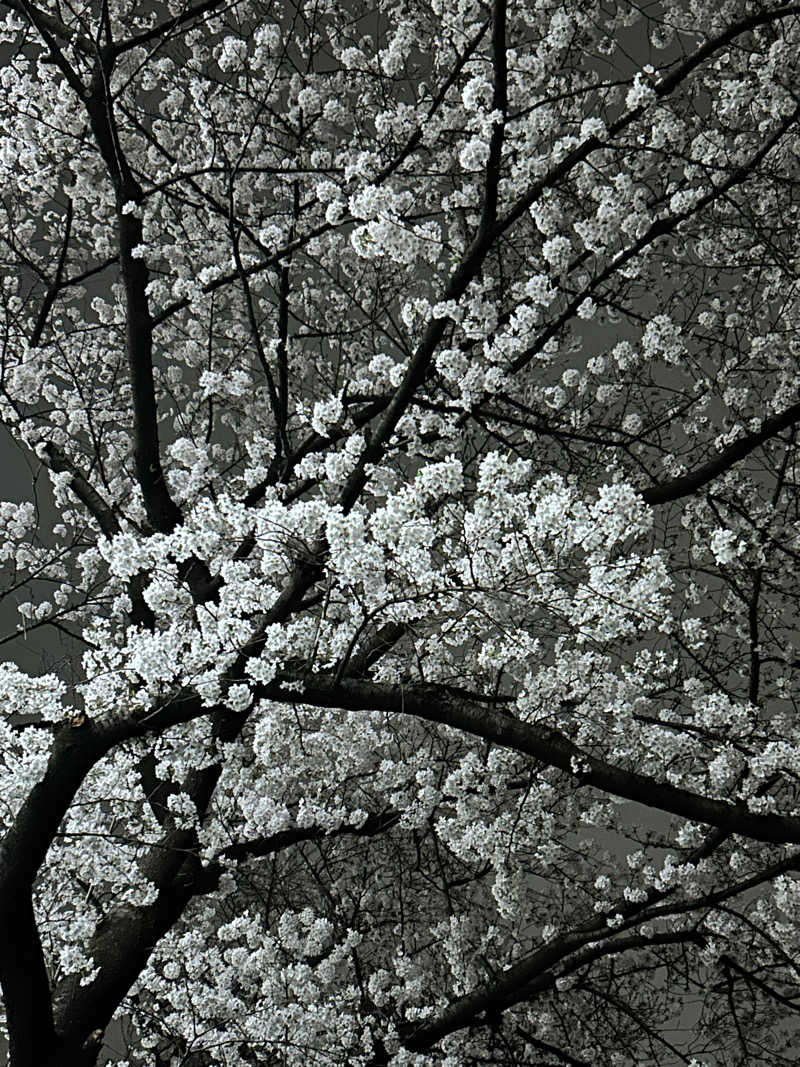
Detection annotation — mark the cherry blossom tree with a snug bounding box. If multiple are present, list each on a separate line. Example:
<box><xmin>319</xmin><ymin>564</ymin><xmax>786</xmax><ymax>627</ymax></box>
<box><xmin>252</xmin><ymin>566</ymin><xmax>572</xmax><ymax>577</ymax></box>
<box><xmin>3</xmin><ymin>0</ymin><xmax>800</xmax><ymax>1063</ymax></box>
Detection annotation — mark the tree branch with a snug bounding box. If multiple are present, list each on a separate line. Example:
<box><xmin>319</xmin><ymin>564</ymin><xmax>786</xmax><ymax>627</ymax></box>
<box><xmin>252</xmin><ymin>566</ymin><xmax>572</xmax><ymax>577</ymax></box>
<box><xmin>82</xmin><ymin>64</ymin><xmax>183</xmax><ymax>534</ymax></box>
<box><xmin>641</xmin><ymin>401</ymin><xmax>800</xmax><ymax>505</ymax></box>
<box><xmin>508</xmin><ymin>99</ymin><xmax>800</xmax><ymax>376</ymax></box>
<box><xmin>109</xmin><ymin>0</ymin><xmax>234</xmax><ymax>57</ymax></box>
<box><xmin>40</xmin><ymin>443</ymin><xmax>120</xmax><ymax>539</ymax></box>
<box><xmin>0</xmin><ymin>894</ymin><xmax>60</xmax><ymax>1066</ymax></box>
<box><xmin>1</xmin><ymin>0</ymin><xmax>94</xmax><ymax>54</ymax></box>
<box><xmin>147</xmin><ymin>23</ymin><xmax>491</xmax><ymax>333</ymax></box>
<box><xmin>52</xmin><ymin>810</ymin><xmax>400</xmax><ymax>1049</ymax></box>
<box><xmin>266</xmin><ymin>673</ymin><xmax>800</xmax><ymax>845</ymax></box>
<box><xmin>29</xmin><ymin>199</ymin><xmax>73</xmax><ymax>349</ymax></box>
<box><xmin>400</xmin><ymin>930</ymin><xmax>703</xmax><ymax>1052</ymax></box>
<box><xmin>495</xmin><ymin>3</ymin><xmax>800</xmax><ymax>236</ymax></box>
<box><xmin>477</xmin><ymin>0</ymin><xmax>507</xmax><ymax>236</ymax></box>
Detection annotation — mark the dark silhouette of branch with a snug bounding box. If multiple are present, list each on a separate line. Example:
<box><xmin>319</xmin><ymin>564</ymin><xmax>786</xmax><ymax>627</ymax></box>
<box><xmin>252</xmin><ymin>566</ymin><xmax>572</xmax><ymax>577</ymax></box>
<box><xmin>82</xmin><ymin>61</ymin><xmax>183</xmax><ymax>534</ymax></box>
<box><xmin>269</xmin><ymin>673</ymin><xmax>800</xmax><ymax>845</ymax></box>
<box><xmin>642</xmin><ymin>401</ymin><xmax>800</xmax><ymax>505</ymax></box>
<box><xmin>29</xmin><ymin>199</ymin><xmax>73</xmax><ymax>349</ymax></box>
<box><xmin>109</xmin><ymin>0</ymin><xmax>232</xmax><ymax>57</ymax></box>
<box><xmin>400</xmin><ymin>931</ymin><xmax>703</xmax><ymax>1052</ymax></box>
<box><xmin>495</xmin><ymin>3</ymin><xmax>800</xmax><ymax>235</ymax></box>
<box><xmin>3</xmin><ymin>0</ymin><xmax>94</xmax><ymax>54</ymax></box>
<box><xmin>40</xmin><ymin>443</ymin><xmax>120</xmax><ymax>539</ymax></box>
<box><xmin>51</xmin><ymin>811</ymin><xmax>400</xmax><ymax>1053</ymax></box>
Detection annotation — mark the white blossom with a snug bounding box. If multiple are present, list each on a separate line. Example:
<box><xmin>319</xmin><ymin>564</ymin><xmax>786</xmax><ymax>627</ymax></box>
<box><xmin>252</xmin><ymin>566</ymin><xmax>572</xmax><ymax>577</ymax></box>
<box><xmin>0</xmin><ymin>5</ymin><xmax>798</xmax><ymax>1064</ymax></box>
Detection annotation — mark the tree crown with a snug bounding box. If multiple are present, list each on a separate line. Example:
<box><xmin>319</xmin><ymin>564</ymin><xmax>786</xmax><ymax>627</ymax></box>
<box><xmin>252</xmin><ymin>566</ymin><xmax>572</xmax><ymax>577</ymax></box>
<box><xmin>2</xmin><ymin>0</ymin><xmax>800</xmax><ymax>1064</ymax></box>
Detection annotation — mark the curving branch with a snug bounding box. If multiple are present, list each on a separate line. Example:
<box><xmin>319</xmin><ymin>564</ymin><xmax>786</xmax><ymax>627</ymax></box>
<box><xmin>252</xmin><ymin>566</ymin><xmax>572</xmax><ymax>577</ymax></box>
<box><xmin>109</xmin><ymin>0</ymin><xmax>234</xmax><ymax>57</ymax></box>
<box><xmin>52</xmin><ymin>810</ymin><xmax>400</xmax><ymax>1054</ymax></box>
<box><xmin>2</xmin><ymin>0</ymin><xmax>94</xmax><ymax>56</ymax></box>
<box><xmin>264</xmin><ymin>673</ymin><xmax>800</xmax><ymax>846</ymax></box>
<box><xmin>399</xmin><ymin>930</ymin><xmax>704</xmax><ymax>1053</ymax></box>
<box><xmin>641</xmin><ymin>400</ymin><xmax>800</xmax><ymax>505</ymax></box>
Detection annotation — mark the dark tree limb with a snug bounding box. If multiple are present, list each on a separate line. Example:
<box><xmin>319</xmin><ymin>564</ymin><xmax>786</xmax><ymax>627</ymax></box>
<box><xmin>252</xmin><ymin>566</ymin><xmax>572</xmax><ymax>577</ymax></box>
<box><xmin>400</xmin><ymin>931</ymin><xmax>703</xmax><ymax>1052</ymax></box>
<box><xmin>477</xmin><ymin>0</ymin><xmax>507</xmax><ymax>236</ymax></box>
<box><xmin>0</xmin><ymin>894</ymin><xmax>60</xmax><ymax>1067</ymax></box>
<box><xmin>641</xmin><ymin>401</ymin><xmax>800</xmax><ymax>505</ymax></box>
<box><xmin>29</xmin><ymin>199</ymin><xmax>73</xmax><ymax>349</ymax></box>
<box><xmin>52</xmin><ymin>810</ymin><xmax>400</xmax><ymax>1051</ymax></box>
<box><xmin>3</xmin><ymin>0</ymin><xmax>94</xmax><ymax>55</ymax></box>
<box><xmin>495</xmin><ymin>3</ymin><xmax>800</xmax><ymax>235</ymax></box>
<box><xmin>109</xmin><ymin>0</ymin><xmax>233</xmax><ymax>58</ymax></box>
<box><xmin>509</xmin><ymin>100</ymin><xmax>800</xmax><ymax>376</ymax></box>
<box><xmin>80</xmin><ymin>54</ymin><xmax>183</xmax><ymax>535</ymax></box>
<box><xmin>40</xmin><ymin>443</ymin><xmax>120</xmax><ymax>539</ymax></box>
<box><xmin>265</xmin><ymin>673</ymin><xmax>800</xmax><ymax>845</ymax></box>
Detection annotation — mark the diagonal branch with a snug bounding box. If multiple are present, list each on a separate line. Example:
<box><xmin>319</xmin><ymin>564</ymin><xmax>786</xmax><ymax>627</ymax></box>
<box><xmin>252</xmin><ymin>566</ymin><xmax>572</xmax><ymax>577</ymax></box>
<box><xmin>0</xmin><ymin>552</ymin><xmax>331</xmax><ymax>1054</ymax></box>
<box><xmin>400</xmin><ymin>930</ymin><xmax>703</xmax><ymax>1052</ymax></box>
<box><xmin>641</xmin><ymin>400</ymin><xmax>800</xmax><ymax>505</ymax></box>
<box><xmin>1</xmin><ymin>0</ymin><xmax>94</xmax><ymax>54</ymax></box>
<box><xmin>40</xmin><ymin>443</ymin><xmax>120</xmax><ymax>539</ymax></box>
<box><xmin>6</xmin><ymin>0</ymin><xmax>87</xmax><ymax>123</ymax></box>
<box><xmin>265</xmin><ymin>673</ymin><xmax>800</xmax><ymax>846</ymax></box>
<box><xmin>109</xmin><ymin>0</ymin><xmax>236</xmax><ymax>57</ymax></box>
<box><xmin>52</xmin><ymin>810</ymin><xmax>400</xmax><ymax>1049</ymax></box>
<box><xmin>372</xmin><ymin>20</ymin><xmax>490</xmax><ymax>186</ymax></box>
<box><xmin>494</xmin><ymin>3</ymin><xmax>800</xmax><ymax>237</ymax></box>
<box><xmin>199</xmin><ymin>809</ymin><xmax>401</xmax><ymax>883</ymax></box>
<box><xmin>29</xmin><ymin>199</ymin><xmax>73</xmax><ymax>349</ymax></box>
<box><xmin>336</xmin><ymin>12</ymin><xmax>800</xmax><ymax>518</ymax></box>
<box><xmin>508</xmin><ymin>98</ymin><xmax>800</xmax><ymax>377</ymax></box>
<box><xmin>151</xmin><ymin>220</ymin><xmax>335</xmax><ymax>328</ymax></box>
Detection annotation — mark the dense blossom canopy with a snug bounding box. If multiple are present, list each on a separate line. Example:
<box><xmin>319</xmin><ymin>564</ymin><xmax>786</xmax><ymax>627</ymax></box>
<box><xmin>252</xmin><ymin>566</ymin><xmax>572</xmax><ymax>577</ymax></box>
<box><xmin>2</xmin><ymin>0</ymin><xmax>800</xmax><ymax>1063</ymax></box>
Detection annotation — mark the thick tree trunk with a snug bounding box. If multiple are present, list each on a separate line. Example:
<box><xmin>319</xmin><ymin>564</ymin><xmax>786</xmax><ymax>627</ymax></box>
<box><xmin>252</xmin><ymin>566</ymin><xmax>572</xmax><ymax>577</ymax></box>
<box><xmin>9</xmin><ymin>1036</ymin><xmax>100</xmax><ymax>1067</ymax></box>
